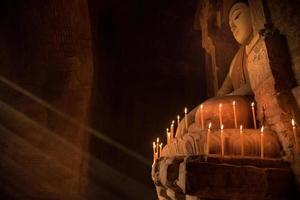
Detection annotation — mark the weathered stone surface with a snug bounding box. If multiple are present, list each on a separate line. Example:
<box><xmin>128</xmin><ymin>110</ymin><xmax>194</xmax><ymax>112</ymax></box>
<box><xmin>152</xmin><ymin>156</ymin><xmax>293</xmax><ymax>200</ymax></box>
<box><xmin>196</xmin><ymin>0</ymin><xmax>238</xmax><ymax>96</ymax></box>
<box><xmin>265</xmin><ymin>0</ymin><xmax>300</xmax><ymax>85</ymax></box>
<box><xmin>246</xmin><ymin>33</ymin><xmax>297</xmax><ymax>160</ymax></box>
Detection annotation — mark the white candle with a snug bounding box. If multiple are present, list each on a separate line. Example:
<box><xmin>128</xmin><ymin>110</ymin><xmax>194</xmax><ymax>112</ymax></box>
<box><xmin>233</xmin><ymin>101</ymin><xmax>237</xmax><ymax>128</ymax></box>
<box><xmin>251</xmin><ymin>102</ymin><xmax>257</xmax><ymax>129</ymax></box>
<box><xmin>153</xmin><ymin>142</ymin><xmax>156</xmax><ymax>161</ymax></box>
<box><xmin>260</xmin><ymin>126</ymin><xmax>264</xmax><ymax>159</ymax></box>
<box><xmin>240</xmin><ymin>125</ymin><xmax>244</xmax><ymax>156</ymax></box>
<box><xmin>292</xmin><ymin>119</ymin><xmax>298</xmax><ymax>155</ymax></box>
<box><xmin>206</xmin><ymin>122</ymin><xmax>212</xmax><ymax>155</ymax></box>
<box><xmin>171</xmin><ymin>122</ymin><xmax>174</xmax><ymax>139</ymax></box>
<box><xmin>200</xmin><ymin>104</ymin><xmax>204</xmax><ymax>130</ymax></box>
<box><xmin>159</xmin><ymin>143</ymin><xmax>163</xmax><ymax>158</ymax></box>
<box><xmin>156</xmin><ymin>137</ymin><xmax>160</xmax><ymax>156</ymax></box>
<box><xmin>221</xmin><ymin>124</ymin><xmax>224</xmax><ymax>156</ymax></box>
<box><xmin>184</xmin><ymin>107</ymin><xmax>188</xmax><ymax>130</ymax></box>
<box><xmin>219</xmin><ymin>104</ymin><xmax>223</xmax><ymax>128</ymax></box>
<box><xmin>166</xmin><ymin>128</ymin><xmax>170</xmax><ymax>145</ymax></box>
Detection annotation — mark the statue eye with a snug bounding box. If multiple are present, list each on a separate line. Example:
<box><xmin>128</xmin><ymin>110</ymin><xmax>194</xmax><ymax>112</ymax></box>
<box><xmin>234</xmin><ymin>13</ymin><xmax>241</xmax><ymax>20</ymax></box>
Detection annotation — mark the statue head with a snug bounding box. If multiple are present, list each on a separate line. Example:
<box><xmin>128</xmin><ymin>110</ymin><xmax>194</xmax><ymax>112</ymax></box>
<box><xmin>229</xmin><ymin>1</ymin><xmax>253</xmax><ymax>45</ymax></box>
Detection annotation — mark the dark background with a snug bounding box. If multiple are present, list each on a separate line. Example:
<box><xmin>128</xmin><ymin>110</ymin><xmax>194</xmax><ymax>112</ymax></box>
<box><xmin>88</xmin><ymin>0</ymin><xmax>206</xmax><ymax>187</ymax></box>
<box><xmin>0</xmin><ymin>0</ymin><xmax>207</xmax><ymax>198</ymax></box>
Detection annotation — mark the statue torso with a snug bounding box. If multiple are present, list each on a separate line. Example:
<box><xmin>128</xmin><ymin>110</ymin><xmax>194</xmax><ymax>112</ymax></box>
<box><xmin>230</xmin><ymin>45</ymin><xmax>251</xmax><ymax>91</ymax></box>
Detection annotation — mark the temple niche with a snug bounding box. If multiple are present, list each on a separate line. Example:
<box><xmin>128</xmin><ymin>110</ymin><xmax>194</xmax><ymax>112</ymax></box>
<box><xmin>152</xmin><ymin>0</ymin><xmax>300</xmax><ymax>199</ymax></box>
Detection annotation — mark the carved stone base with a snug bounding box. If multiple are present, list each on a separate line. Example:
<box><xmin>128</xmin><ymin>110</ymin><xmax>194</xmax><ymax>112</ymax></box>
<box><xmin>152</xmin><ymin>155</ymin><xmax>295</xmax><ymax>200</ymax></box>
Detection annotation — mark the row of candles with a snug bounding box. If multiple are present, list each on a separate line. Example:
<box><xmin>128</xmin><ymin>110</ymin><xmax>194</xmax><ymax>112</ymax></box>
<box><xmin>152</xmin><ymin>101</ymin><xmax>299</xmax><ymax>162</ymax></box>
<box><xmin>206</xmin><ymin>123</ymin><xmax>264</xmax><ymax>158</ymax></box>
<box><xmin>153</xmin><ymin>107</ymin><xmax>188</xmax><ymax>161</ymax></box>
<box><xmin>215</xmin><ymin>101</ymin><xmax>257</xmax><ymax>129</ymax></box>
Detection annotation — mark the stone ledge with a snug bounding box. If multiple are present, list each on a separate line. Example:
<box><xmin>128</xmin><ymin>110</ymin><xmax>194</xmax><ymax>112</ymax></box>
<box><xmin>152</xmin><ymin>155</ymin><xmax>295</xmax><ymax>200</ymax></box>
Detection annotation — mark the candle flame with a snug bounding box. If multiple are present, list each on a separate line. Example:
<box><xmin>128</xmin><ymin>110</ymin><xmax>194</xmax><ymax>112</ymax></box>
<box><xmin>292</xmin><ymin>119</ymin><xmax>296</xmax><ymax>127</ymax></box>
<box><xmin>221</xmin><ymin>124</ymin><xmax>224</xmax><ymax>130</ymax></box>
<box><xmin>251</xmin><ymin>102</ymin><xmax>255</xmax><ymax>107</ymax></box>
<box><xmin>157</xmin><ymin>137</ymin><xmax>159</xmax><ymax>143</ymax></box>
<box><xmin>184</xmin><ymin>107</ymin><xmax>187</xmax><ymax>114</ymax></box>
<box><xmin>219</xmin><ymin>104</ymin><xmax>222</xmax><ymax>108</ymax></box>
<box><xmin>261</xmin><ymin>126</ymin><xmax>264</xmax><ymax>133</ymax></box>
<box><xmin>172</xmin><ymin>120</ymin><xmax>175</xmax><ymax>124</ymax></box>
<box><xmin>208</xmin><ymin>122</ymin><xmax>212</xmax><ymax>129</ymax></box>
<box><xmin>153</xmin><ymin>142</ymin><xmax>156</xmax><ymax>148</ymax></box>
<box><xmin>200</xmin><ymin>104</ymin><xmax>203</xmax><ymax>109</ymax></box>
<box><xmin>240</xmin><ymin>125</ymin><xmax>243</xmax><ymax>131</ymax></box>
<box><xmin>160</xmin><ymin>143</ymin><xmax>163</xmax><ymax>147</ymax></box>
<box><xmin>166</xmin><ymin>128</ymin><xmax>169</xmax><ymax>132</ymax></box>
<box><xmin>177</xmin><ymin>115</ymin><xmax>180</xmax><ymax>120</ymax></box>
<box><xmin>233</xmin><ymin>101</ymin><xmax>236</xmax><ymax>106</ymax></box>
<box><xmin>171</xmin><ymin>124</ymin><xmax>174</xmax><ymax>128</ymax></box>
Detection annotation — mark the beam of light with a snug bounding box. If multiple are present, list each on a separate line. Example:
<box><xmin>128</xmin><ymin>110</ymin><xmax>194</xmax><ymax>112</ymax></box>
<box><xmin>0</xmin><ymin>75</ymin><xmax>151</xmax><ymax>166</ymax></box>
<box><xmin>0</xmin><ymin>119</ymin><xmax>155</xmax><ymax>199</ymax></box>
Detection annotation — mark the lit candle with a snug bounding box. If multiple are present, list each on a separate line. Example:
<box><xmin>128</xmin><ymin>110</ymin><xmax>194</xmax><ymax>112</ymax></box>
<box><xmin>233</xmin><ymin>101</ymin><xmax>237</xmax><ymax>128</ymax></box>
<box><xmin>159</xmin><ymin>143</ymin><xmax>163</xmax><ymax>158</ymax></box>
<box><xmin>171</xmin><ymin>121</ymin><xmax>174</xmax><ymax>139</ymax></box>
<box><xmin>177</xmin><ymin>115</ymin><xmax>180</xmax><ymax>129</ymax></box>
<box><xmin>219</xmin><ymin>104</ymin><xmax>223</xmax><ymax>128</ymax></box>
<box><xmin>240</xmin><ymin>125</ymin><xmax>244</xmax><ymax>156</ymax></box>
<box><xmin>184</xmin><ymin>107</ymin><xmax>188</xmax><ymax>130</ymax></box>
<box><xmin>206</xmin><ymin>122</ymin><xmax>212</xmax><ymax>155</ymax></box>
<box><xmin>156</xmin><ymin>137</ymin><xmax>160</xmax><ymax>157</ymax></box>
<box><xmin>166</xmin><ymin>128</ymin><xmax>170</xmax><ymax>145</ymax></box>
<box><xmin>221</xmin><ymin>124</ymin><xmax>224</xmax><ymax>156</ymax></box>
<box><xmin>153</xmin><ymin>142</ymin><xmax>156</xmax><ymax>161</ymax></box>
<box><xmin>200</xmin><ymin>104</ymin><xmax>204</xmax><ymax>130</ymax></box>
<box><xmin>292</xmin><ymin>119</ymin><xmax>298</xmax><ymax>154</ymax></box>
<box><xmin>260</xmin><ymin>126</ymin><xmax>264</xmax><ymax>159</ymax></box>
<box><xmin>251</xmin><ymin>102</ymin><xmax>257</xmax><ymax>129</ymax></box>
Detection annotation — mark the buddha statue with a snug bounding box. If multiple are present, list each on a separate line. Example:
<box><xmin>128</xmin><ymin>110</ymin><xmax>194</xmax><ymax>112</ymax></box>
<box><xmin>162</xmin><ymin>1</ymin><xmax>293</xmax><ymax>160</ymax></box>
<box><xmin>175</xmin><ymin>0</ymin><xmax>255</xmax><ymax>138</ymax></box>
<box><xmin>153</xmin><ymin>1</ymin><xmax>299</xmax><ymax>199</ymax></box>
<box><xmin>217</xmin><ymin>0</ymin><xmax>253</xmax><ymax>97</ymax></box>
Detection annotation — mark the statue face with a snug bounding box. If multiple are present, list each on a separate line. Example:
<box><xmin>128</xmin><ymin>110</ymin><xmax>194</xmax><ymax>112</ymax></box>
<box><xmin>229</xmin><ymin>3</ymin><xmax>253</xmax><ymax>44</ymax></box>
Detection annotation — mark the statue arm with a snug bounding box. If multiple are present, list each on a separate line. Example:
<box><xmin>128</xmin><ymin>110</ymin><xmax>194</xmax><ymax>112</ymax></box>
<box><xmin>217</xmin><ymin>74</ymin><xmax>233</xmax><ymax>96</ymax></box>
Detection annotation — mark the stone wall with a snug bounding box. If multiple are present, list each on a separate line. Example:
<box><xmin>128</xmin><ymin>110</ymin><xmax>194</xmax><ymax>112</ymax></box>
<box><xmin>265</xmin><ymin>0</ymin><xmax>300</xmax><ymax>85</ymax></box>
<box><xmin>0</xmin><ymin>0</ymin><xmax>94</xmax><ymax>199</ymax></box>
<box><xmin>195</xmin><ymin>0</ymin><xmax>238</xmax><ymax>97</ymax></box>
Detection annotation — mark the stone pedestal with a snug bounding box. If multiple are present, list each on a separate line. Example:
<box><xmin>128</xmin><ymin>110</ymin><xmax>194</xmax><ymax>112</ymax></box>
<box><xmin>152</xmin><ymin>155</ymin><xmax>295</xmax><ymax>200</ymax></box>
